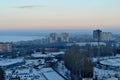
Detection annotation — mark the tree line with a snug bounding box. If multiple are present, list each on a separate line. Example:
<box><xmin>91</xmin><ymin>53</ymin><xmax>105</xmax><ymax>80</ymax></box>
<box><xmin>64</xmin><ymin>45</ymin><xmax>93</xmax><ymax>80</ymax></box>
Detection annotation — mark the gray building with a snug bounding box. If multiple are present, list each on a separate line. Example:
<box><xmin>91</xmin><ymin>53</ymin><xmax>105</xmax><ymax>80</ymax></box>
<box><xmin>93</xmin><ymin>29</ymin><xmax>102</xmax><ymax>41</ymax></box>
<box><xmin>49</xmin><ymin>33</ymin><xmax>58</xmax><ymax>43</ymax></box>
<box><xmin>60</xmin><ymin>32</ymin><xmax>69</xmax><ymax>42</ymax></box>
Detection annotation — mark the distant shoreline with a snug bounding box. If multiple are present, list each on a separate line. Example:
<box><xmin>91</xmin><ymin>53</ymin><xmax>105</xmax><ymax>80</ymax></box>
<box><xmin>0</xmin><ymin>35</ymin><xmax>44</xmax><ymax>42</ymax></box>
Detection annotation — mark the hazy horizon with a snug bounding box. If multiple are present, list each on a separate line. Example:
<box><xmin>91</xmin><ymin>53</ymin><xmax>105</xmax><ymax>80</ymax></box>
<box><xmin>0</xmin><ymin>29</ymin><xmax>119</xmax><ymax>36</ymax></box>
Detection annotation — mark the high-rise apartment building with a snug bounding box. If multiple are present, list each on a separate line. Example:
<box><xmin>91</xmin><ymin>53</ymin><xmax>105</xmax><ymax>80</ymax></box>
<box><xmin>60</xmin><ymin>32</ymin><xmax>69</xmax><ymax>42</ymax></box>
<box><xmin>93</xmin><ymin>29</ymin><xmax>102</xmax><ymax>41</ymax></box>
<box><xmin>49</xmin><ymin>33</ymin><xmax>58</xmax><ymax>43</ymax></box>
<box><xmin>93</xmin><ymin>29</ymin><xmax>112</xmax><ymax>41</ymax></box>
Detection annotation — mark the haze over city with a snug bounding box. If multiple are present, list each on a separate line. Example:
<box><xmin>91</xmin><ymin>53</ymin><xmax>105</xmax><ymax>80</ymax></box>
<box><xmin>0</xmin><ymin>0</ymin><xmax>120</xmax><ymax>31</ymax></box>
<box><xmin>1</xmin><ymin>0</ymin><xmax>120</xmax><ymax>80</ymax></box>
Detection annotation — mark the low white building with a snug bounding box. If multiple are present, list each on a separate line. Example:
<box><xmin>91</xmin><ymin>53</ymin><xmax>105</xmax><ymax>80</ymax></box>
<box><xmin>0</xmin><ymin>58</ymin><xmax>24</xmax><ymax>69</ymax></box>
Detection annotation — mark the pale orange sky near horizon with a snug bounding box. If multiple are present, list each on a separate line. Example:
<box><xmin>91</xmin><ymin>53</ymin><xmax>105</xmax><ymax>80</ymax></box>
<box><xmin>0</xmin><ymin>0</ymin><xmax>120</xmax><ymax>30</ymax></box>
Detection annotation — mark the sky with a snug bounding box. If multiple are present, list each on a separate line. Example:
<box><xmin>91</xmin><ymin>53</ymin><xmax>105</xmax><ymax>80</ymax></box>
<box><xmin>0</xmin><ymin>0</ymin><xmax>120</xmax><ymax>31</ymax></box>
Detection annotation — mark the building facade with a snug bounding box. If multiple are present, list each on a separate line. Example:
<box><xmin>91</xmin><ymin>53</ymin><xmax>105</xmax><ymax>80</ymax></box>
<box><xmin>60</xmin><ymin>32</ymin><xmax>69</xmax><ymax>42</ymax></box>
<box><xmin>93</xmin><ymin>29</ymin><xmax>112</xmax><ymax>41</ymax></box>
<box><xmin>93</xmin><ymin>29</ymin><xmax>102</xmax><ymax>41</ymax></box>
<box><xmin>49</xmin><ymin>33</ymin><xmax>58</xmax><ymax>43</ymax></box>
<box><xmin>0</xmin><ymin>42</ymin><xmax>12</xmax><ymax>53</ymax></box>
<box><xmin>101</xmin><ymin>32</ymin><xmax>112</xmax><ymax>41</ymax></box>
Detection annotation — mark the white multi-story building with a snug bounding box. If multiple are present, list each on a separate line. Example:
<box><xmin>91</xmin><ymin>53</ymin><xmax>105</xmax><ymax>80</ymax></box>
<box><xmin>60</xmin><ymin>32</ymin><xmax>69</xmax><ymax>42</ymax></box>
<box><xmin>101</xmin><ymin>32</ymin><xmax>112</xmax><ymax>41</ymax></box>
<box><xmin>49</xmin><ymin>33</ymin><xmax>58</xmax><ymax>43</ymax></box>
<box><xmin>93</xmin><ymin>29</ymin><xmax>112</xmax><ymax>41</ymax></box>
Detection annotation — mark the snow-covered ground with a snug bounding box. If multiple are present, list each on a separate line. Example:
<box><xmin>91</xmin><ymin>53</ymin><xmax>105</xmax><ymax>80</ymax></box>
<box><xmin>41</xmin><ymin>68</ymin><xmax>65</xmax><ymax>80</ymax></box>
<box><xmin>93</xmin><ymin>55</ymin><xmax>120</xmax><ymax>79</ymax></box>
<box><xmin>5</xmin><ymin>67</ymin><xmax>46</xmax><ymax>80</ymax></box>
<box><xmin>4</xmin><ymin>52</ymin><xmax>120</xmax><ymax>80</ymax></box>
<box><xmin>3</xmin><ymin>55</ymin><xmax>66</xmax><ymax>80</ymax></box>
<box><xmin>94</xmin><ymin>67</ymin><xmax>120</xmax><ymax>80</ymax></box>
<box><xmin>56</xmin><ymin>61</ymin><xmax>71</xmax><ymax>79</ymax></box>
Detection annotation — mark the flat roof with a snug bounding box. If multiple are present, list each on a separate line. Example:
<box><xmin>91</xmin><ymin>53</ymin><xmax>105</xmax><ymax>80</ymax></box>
<box><xmin>0</xmin><ymin>59</ymin><xmax>23</xmax><ymax>66</ymax></box>
<box><xmin>100</xmin><ymin>58</ymin><xmax>120</xmax><ymax>67</ymax></box>
<box><xmin>42</xmin><ymin>68</ymin><xmax>65</xmax><ymax>80</ymax></box>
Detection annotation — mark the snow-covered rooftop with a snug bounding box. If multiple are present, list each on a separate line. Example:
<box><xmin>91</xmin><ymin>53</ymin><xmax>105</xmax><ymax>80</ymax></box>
<box><xmin>50</xmin><ymin>52</ymin><xmax>64</xmax><ymax>56</ymax></box>
<box><xmin>42</xmin><ymin>68</ymin><xmax>65</xmax><ymax>80</ymax></box>
<box><xmin>31</xmin><ymin>52</ymin><xmax>54</xmax><ymax>58</ymax></box>
<box><xmin>5</xmin><ymin>68</ymin><xmax>46</xmax><ymax>80</ymax></box>
<box><xmin>0</xmin><ymin>58</ymin><xmax>24</xmax><ymax>66</ymax></box>
<box><xmin>100</xmin><ymin>58</ymin><xmax>120</xmax><ymax>67</ymax></box>
<box><xmin>32</xmin><ymin>54</ymin><xmax>47</xmax><ymax>57</ymax></box>
<box><xmin>25</xmin><ymin>59</ymin><xmax>45</xmax><ymax>65</ymax></box>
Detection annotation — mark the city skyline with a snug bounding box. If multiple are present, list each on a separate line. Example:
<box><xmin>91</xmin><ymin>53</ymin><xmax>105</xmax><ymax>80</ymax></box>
<box><xmin>0</xmin><ymin>0</ymin><xmax>120</xmax><ymax>30</ymax></box>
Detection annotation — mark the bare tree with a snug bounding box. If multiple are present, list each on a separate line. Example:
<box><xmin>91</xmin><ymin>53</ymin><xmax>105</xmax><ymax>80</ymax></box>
<box><xmin>64</xmin><ymin>45</ymin><xmax>93</xmax><ymax>79</ymax></box>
